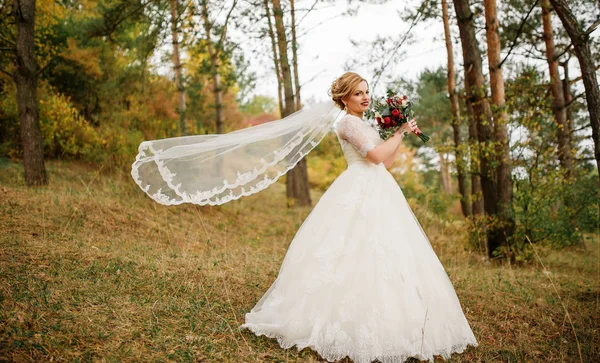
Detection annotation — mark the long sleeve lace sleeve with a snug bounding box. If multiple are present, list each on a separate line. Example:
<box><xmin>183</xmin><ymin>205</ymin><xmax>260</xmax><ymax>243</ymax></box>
<box><xmin>336</xmin><ymin>115</ymin><xmax>377</xmax><ymax>157</ymax></box>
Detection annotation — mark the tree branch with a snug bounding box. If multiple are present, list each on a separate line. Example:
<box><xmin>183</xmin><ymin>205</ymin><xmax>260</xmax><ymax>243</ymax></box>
<box><xmin>217</xmin><ymin>0</ymin><xmax>238</xmax><ymax>49</ymax></box>
<box><xmin>569</xmin><ymin>64</ymin><xmax>600</xmax><ymax>84</ymax></box>
<box><xmin>499</xmin><ymin>0</ymin><xmax>540</xmax><ymax>68</ymax></box>
<box><xmin>295</xmin><ymin>13</ymin><xmax>344</xmax><ymax>40</ymax></box>
<box><xmin>36</xmin><ymin>56</ymin><xmax>56</xmax><ymax>76</ymax></box>
<box><xmin>296</xmin><ymin>0</ymin><xmax>318</xmax><ymax>26</ymax></box>
<box><xmin>564</xmin><ymin>91</ymin><xmax>585</xmax><ymax>108</ymax></box>
<box><xmin>584</xmin><ymin>17</ymin><xmax>600</xmax><ymax>36</ymax></box>
<box><xmin>554</xmin><ymin>43</ymin><xmax>573</xmax><ymax>60</ymax></box>
<box><xmin>571</xmin><ymin>123</ymin><xmax>591</xmax><ymax>134</ymax></box>
<box><xmin>0</xmin><ymin>66</ymin><xmax>13</xmax><ymax>77</ymax></box>
<box><xmin>552</xmin><ymin>15</ymin><xmax>599</xmax><ymax>60</ymax></box>
<box><xmin>0</xmin><ymin>31</ymin><xmax>15</xmax><ymax>46</ymax></box>
<box><xmin>371</xmin><ymin>0</ymin><xmax>431</xmax><ymax>91</ymax></box>
<box><xmin>89</xmin><ymin>0</ymin><xmax>156</xmax><ymax>38</ymax></box>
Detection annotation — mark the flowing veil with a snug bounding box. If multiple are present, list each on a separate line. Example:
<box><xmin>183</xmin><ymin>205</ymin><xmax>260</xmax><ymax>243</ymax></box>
<box><xmin>131</xmin><ymin>100</ymin><xmax>343</xmax><ymax>206</ymax></box>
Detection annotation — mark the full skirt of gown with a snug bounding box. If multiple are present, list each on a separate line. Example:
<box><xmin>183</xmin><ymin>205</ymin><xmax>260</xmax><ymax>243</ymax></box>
<box><xmin>240</xmin><ymin>160</ymin><xmax>478</xmax><ymax>363</ymax></box>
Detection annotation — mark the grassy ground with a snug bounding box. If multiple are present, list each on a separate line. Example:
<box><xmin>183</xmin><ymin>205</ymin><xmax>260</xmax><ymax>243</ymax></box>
<box><xmin>0</xmin><ymin>159</ymin><xmax>598</xmax><ymax>362</ymax></box>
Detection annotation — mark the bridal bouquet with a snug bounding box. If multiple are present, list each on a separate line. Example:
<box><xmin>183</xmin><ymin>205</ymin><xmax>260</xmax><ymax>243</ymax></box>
<box><xmin>365</xmin><ymin>90</ymin><xmax>430</xmax><ymax>142</ymax></box>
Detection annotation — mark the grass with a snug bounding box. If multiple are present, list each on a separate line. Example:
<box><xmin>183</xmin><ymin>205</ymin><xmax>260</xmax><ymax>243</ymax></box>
<box><xmin>0</xmin><ymin>159</ymin><xmax>598</xmax><ymax>362</ymax></box>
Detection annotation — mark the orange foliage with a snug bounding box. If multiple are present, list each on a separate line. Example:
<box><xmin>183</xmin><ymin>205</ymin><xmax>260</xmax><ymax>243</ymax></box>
<box><xmin>59</xmin><ymin>39</ymin><xmax>104</xmax><ymax>79</ymax></box>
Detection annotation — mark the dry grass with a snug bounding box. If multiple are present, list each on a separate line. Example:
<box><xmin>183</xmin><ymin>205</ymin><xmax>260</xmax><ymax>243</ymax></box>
<box><xmin>0</xmin><ymin>159</ymin><xmax>598</xmax><ymax>362</ymax></box>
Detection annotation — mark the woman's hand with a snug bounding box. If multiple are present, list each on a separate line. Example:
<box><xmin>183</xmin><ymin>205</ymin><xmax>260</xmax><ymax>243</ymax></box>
<box><xmin>397</xmin><ymin>119</ymin><xmax>419</xmax><ymax>135</ymax></box>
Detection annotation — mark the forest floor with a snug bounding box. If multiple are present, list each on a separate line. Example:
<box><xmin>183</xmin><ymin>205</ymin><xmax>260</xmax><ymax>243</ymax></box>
<box><xmin>0</xmin><ymin>159</ymin><xmax>598</xmax><ymax>362</ymax></box>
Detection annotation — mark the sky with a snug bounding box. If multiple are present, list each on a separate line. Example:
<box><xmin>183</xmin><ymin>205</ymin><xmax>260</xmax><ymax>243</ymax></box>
<box><xmin>238</xmin><ymin>0</ymin><xmax>449</xmax><ymax>103</ymax></box>
<box><xmin>236</xmin><ymin>0</ymin><xmax>595</xmax><ymax>103</ymax></box>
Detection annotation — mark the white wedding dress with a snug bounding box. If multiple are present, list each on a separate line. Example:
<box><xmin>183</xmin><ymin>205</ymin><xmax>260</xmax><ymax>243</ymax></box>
<box><xmin>240</xmin><ymin>114</ymin><xmax>478</xmax><ymax>363</ymax></box>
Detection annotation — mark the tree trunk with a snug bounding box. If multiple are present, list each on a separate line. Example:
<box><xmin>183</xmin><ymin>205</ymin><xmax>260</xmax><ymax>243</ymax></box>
<box><xmin>541</xmin><ymin>0</ymin><xmax>573</xmax><ymax>176</ymax></box>
<box><xmin>290</xmin><ymin>0</ymin><xmax>301</xmax><ymax>111</ymax></box>
<box><xmin>263</xmin><ymin>0</ymin><xmax>284</xmax><ymax>115</ymax></box>
<box><xmin>272</xmin><ymin>0</ymin><xmax>311</xmax><ymax>207</ymax></box>
<box><xmin>439</xmin><ymin>152</ymin><xmax>452</xmax><ymax>194</ymax></box>
<box><xmin>170</xmin><ymin>0</ymin><xmax>186</xmax><ymax>135</ymax></box>
<box><xmin>13</xmin><ymin>0</ymin><xmax>46</xmax><ymax>186</ymax></box>
<box><xmin>271</xmin><ymin>0</ymin><xmax>294</xmax><ymax>117</ymax></box>
<box><xmin>561</xmin><ymin>60</ymin><xmax>574</xmax><ymax>137</ymax></box>
<box><xmin>201</xmin><ymin>1</ymin><xmax>223</xmax><ymax>134</ymax></box>
<box><xmin>213</xmin><ymin>72</ymin><xmax>223</xmax><ymax>134</ymax></box>
<box><xmin>442</xmin><ymin>0</ymin><xmax>471</xmax><ymax>217</ymax></box>
<box><xmin>549</xmin><ymin>0</ymin><xmax>600</xmax><ymax>181</ymax></box>
<box><xmin>484</xmin><ymin>0</ymin><xmax>515</xmax><ymax>240</ymax></box>
<box><xmin>454</xmin><ymin>0</ymin><xmax>511</xmax><ymax>257</ymax></box>
<box><xmin>466</xmin><ymin>85</ymin><xmax>484</xmax><ymax>216</ymax></box>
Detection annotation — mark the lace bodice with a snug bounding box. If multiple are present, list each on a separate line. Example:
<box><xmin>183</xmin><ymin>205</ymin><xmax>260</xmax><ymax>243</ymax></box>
<box><xmin>334</xmin><ymin>114</ymin><xmax>384</xmax><ymax>165</ymax></box>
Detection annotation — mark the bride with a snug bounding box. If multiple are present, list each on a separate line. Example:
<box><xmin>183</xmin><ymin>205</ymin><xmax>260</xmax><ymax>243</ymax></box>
<box><xmin>131</xmin><ymin>72</ymin><xmax>478</xmax><ymax>363</ymax></box>
<box><xmin>238</xmin><ymin>72</ymin><xmax>478</xmax><ymax>362</ymax></box>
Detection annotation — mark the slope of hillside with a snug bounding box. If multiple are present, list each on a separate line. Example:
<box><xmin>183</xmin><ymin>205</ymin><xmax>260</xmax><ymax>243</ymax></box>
<box><xmin>1</xmin><ymin>159</ymin><xmax>598</xmax><ymax>362</ymax></box>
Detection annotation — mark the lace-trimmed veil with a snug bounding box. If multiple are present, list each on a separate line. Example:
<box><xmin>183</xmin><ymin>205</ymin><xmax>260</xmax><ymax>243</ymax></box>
<box><xmin>131</xmin><ymin>100</ymin><xmax>343</xmax><ymax>206</ymax></box>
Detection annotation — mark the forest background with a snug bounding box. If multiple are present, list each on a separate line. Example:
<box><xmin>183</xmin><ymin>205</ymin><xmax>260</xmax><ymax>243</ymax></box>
<box><xmin>0</xmin><ymin>0</ymin><xmax>599</xmax><ymax>361</ymax></box>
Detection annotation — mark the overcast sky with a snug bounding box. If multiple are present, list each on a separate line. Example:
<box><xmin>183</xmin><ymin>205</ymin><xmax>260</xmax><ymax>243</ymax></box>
<box><xmin>238</xmin><ymin>0</ymin><xmax>449</xmax><ymax>103</ymax></box>
<box><xmin>233</xmin><ymin>0</ymin><xmax>597</xmax><ymax>104</ymax></box>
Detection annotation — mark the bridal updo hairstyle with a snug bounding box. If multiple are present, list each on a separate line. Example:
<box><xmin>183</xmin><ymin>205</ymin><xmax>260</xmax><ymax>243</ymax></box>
<box><xmin>330</xmin><ymin>72</ymin><xmax>368</xmax><ymax>110</ymax></box>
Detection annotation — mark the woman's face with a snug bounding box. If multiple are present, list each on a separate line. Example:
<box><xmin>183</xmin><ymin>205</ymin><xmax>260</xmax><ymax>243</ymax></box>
<box><xmin>343</xmin><ymin>81</ymin><xmax>370</xmax><ymax>116</ymax></box>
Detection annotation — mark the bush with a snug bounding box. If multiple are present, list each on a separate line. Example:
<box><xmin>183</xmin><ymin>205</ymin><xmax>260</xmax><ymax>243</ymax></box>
<box><xmin>512</xmin><ymin>170</ymin><xmax>598</xmax><ymax>249</ymax></box>
<box><xmin>0</xmin><ymin>81</ymin><xmax>101</xmax><ymax>161</ymax></box>
<box><xmin>39</xmin><ymin>86</ymin><xmax>102</xmax><ymax>160</ymax></box>
<box><xmin>465</xmin><ymin>169</ymin><xmax>599</xmax><ymax>262</ymax></box>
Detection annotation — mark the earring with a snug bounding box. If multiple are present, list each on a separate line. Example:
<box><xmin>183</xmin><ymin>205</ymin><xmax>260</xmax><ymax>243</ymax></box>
<box><xmin>343</xmin><ymin>104</ymin><xmax>347</xmax><ymax>111</ymax></box>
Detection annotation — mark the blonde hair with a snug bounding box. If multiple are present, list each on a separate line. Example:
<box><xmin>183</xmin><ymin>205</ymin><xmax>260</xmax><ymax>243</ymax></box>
<box><xmin>330</xmin><ymin>72</ymin><xmax>368</xmax><ymax>110</ymax></box>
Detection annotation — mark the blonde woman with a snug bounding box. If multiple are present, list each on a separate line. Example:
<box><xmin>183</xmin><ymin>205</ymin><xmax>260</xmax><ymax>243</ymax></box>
<box><xmin>239</xmin><ymin>72</ymin><xmax>478</xmax><ymax>362</ymax></box>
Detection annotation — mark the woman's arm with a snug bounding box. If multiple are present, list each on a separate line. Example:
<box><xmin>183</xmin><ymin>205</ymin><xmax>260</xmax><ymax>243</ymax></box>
<box><xmin>382</xmin><ymin>135</ymin><xmax>405</xmax><ymax>169</ymax></box>
<box><xmin>364</xmin><ymin>131</ymin><xmax>404</xmax><ymax>165</ymax></box>
<box><xmin>378</xmin><ymin>119</ymin><xmax>419</xmax><ymax>168</ymax></box>
<box><xmin>337</xmin><ymin>116</ymin><xmax>417</xmax><ymax>166</ymax></box>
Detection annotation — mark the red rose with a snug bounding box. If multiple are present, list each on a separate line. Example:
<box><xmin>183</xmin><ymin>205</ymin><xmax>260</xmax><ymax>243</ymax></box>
<box><xmin>376</xmin><ymin>117</ymin><xmax>382</xmax><ymax>124</ymax></box>
<box><xmin>391</xmin><ymin>109</ymin><xmax>400</xmax><ymax>116</ymax></box>
<box><xmin>384</xmin><ymin>117</ymin><xmax>391</xmax><ymax>124</ymax></box>
<box><xmin>398</xmin><ymin>113</ymin><xmax>404</xmax><ymax>119</ymax></box>
<box><xmin>403</xmin><ymin>95</ymin><xmax>408</xmax><ymax>100</ymax></box>
<box><xmin>391</xmin><ymin>120</ymin><xmax>397</xmax><ymax>126</ymax></box>
<box><xmin>387</xmin><ymin>98</ymin><xmax>393</xmax><ymax>104</ymax></box>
